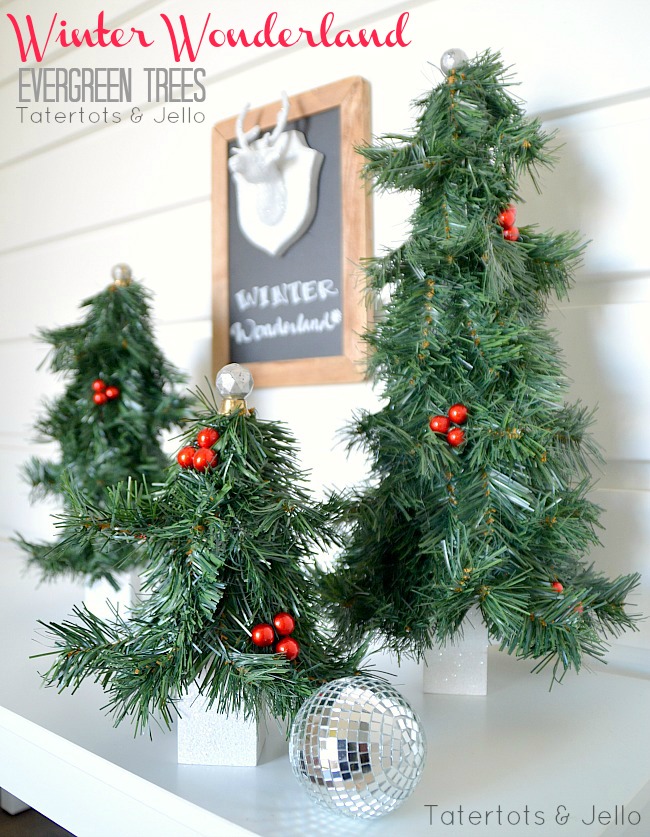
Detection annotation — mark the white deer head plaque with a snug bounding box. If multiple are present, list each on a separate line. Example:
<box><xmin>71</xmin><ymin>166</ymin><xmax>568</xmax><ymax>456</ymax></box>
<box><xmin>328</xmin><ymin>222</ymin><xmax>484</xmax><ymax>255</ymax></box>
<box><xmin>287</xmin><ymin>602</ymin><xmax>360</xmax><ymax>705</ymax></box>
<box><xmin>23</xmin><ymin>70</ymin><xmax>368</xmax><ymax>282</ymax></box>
<box><xmin>228</xmin><ymin>92</ymin><xmax>324</xmax><ymax>257</ymax></box>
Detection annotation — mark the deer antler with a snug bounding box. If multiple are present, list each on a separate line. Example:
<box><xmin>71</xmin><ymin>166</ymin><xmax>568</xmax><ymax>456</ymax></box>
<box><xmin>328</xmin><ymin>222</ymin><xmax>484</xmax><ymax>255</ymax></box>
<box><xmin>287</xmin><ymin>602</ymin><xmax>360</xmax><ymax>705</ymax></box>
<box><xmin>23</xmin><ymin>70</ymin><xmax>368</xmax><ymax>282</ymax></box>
<box><xmin>267</xmin><ymin>91</ymin><xmax>290</xmax><ymax>146</ymax></box>
<box><xmin>234</xmin><ymin>91</ymin><xmax>290</xmax><ymax>152</ymax></box>
<box><xmin>235</xmin><ymin>102</ymin><xmax>261</xmax><ymax>150</ymax></box>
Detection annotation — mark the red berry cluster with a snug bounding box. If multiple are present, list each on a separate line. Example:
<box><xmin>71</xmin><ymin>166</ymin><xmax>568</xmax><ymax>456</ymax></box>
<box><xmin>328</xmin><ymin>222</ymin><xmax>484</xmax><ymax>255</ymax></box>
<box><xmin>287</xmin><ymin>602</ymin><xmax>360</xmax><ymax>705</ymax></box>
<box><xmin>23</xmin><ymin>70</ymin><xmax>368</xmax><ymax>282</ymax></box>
<box><xmin>91</xmin><ymin>378</ymin><xmax>120</xmax><ymax>405</ymax></box>
<box><xmin>550</xmin><ymin>580</ymin><xmax>583</xmax><ymax>613</ymax></box>
<box><xmin>497</xmin><ymin>204</ymin><xmax>519</xmax><ymax>241</ymax></box>
<box><xmin>251</xmin><ymin>612</ymin><xmax>300</xmax><ymax>660</ymax></box>
<box><xmin>429</xmin><ymin>403</ymin><xmax>468</xmax><ymax>447</ymax></box>
<box><xmin>177</xmin><ymin>427</ymin><xmax>220</xmax><ymax>472</ymax></box>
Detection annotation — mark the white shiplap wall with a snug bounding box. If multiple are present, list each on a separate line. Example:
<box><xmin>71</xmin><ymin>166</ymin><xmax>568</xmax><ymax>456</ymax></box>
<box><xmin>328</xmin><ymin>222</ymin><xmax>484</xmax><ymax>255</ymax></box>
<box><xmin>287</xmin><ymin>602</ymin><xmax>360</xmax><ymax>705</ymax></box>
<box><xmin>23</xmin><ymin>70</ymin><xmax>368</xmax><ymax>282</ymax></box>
<box><xmin>1</xmin><ymin>0</ymin><xmax>649</xmax><ymax>646</ymax></box>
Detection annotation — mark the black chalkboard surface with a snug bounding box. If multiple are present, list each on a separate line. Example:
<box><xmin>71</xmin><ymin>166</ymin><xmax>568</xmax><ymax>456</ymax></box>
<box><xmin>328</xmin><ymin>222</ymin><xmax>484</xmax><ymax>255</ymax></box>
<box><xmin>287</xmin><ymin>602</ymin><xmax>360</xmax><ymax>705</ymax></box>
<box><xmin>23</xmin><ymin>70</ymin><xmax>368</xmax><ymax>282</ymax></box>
<box><xmin>227</xmin><ymin>107</ymin><xmax>342</xmax><ymax>364</ymax></box>
<box><xmin>212</xmin><ymin>78</ymin><xmax>372</xmax><ymax>388</ymax></box>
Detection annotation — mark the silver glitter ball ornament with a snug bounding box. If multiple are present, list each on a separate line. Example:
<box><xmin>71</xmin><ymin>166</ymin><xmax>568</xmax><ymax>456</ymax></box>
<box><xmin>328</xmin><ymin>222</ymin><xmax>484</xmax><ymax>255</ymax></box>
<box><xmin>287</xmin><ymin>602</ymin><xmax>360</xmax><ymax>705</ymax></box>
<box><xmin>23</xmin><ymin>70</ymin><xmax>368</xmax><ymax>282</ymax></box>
<box><xmin>215</xmin><ymin>363</ymin><xmax>254</xmax><ymax>399</ymax></box>
<box><xmin>440</xmin><ymin>48</ymin><xmax>468</xmax><ymax>74</ymax></box>
<box><xmin>289</xmin><ymin>676</ymin><xmax>426</xmax><ymax>819</ymax></box>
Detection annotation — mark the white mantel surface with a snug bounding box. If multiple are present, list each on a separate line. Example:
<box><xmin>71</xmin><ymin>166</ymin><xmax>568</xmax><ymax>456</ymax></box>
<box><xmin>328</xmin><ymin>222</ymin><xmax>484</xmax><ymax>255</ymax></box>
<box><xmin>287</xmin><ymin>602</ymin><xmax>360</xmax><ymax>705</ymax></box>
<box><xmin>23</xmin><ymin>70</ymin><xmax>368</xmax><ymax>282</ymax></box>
<box><xmin>1</xmin><ymin>540</ymin><xmax>649</xmax><ymax>837</ymax></box>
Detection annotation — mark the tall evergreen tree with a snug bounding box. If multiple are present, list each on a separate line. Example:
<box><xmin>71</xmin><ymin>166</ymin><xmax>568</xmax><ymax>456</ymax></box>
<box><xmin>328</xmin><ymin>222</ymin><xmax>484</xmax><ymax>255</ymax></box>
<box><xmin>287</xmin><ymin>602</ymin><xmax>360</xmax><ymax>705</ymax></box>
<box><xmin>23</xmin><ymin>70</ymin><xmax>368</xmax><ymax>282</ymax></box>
<box><xmin>18</xmin><ymin>265</ymin><xmax>192</xmax><ymax>587</ymax></box>
<box><xmin>320</xmin><ymin>50</ymin><xmax>640</xmax><ymax>681</ymax></box>
<box><xmin>35</xmin><ymin>367</ymin><xmax>363</xmax><ymax>733</ymax></box>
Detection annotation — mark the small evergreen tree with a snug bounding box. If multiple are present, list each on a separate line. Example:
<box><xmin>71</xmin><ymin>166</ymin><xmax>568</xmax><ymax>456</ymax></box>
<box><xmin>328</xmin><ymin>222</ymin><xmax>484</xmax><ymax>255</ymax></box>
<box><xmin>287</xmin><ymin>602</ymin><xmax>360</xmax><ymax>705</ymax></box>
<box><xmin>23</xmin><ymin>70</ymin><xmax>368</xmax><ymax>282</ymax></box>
<box><xmin>18</xmin><ymin>265</ymin><xmax>192</xmax><ymax>587</ymax></box>
<box><xmin>36</xmin><ymin>367</ymin><xmax>363</xmax><ymax>733</ymax></box>
<box><xmin>320</xmin><ymin>51</ymin><xmax>640</xmax><ymax>681</ymax></box>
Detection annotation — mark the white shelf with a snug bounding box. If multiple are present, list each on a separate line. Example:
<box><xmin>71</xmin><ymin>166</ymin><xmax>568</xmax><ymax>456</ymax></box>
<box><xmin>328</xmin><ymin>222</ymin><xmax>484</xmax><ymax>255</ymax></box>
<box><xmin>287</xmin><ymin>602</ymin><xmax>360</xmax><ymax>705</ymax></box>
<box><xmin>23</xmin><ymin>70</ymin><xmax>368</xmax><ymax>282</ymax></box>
<box><xmin>1</xmin><ymin>543</ymin><xmax>650</xmax><ymax>836</ymax></box>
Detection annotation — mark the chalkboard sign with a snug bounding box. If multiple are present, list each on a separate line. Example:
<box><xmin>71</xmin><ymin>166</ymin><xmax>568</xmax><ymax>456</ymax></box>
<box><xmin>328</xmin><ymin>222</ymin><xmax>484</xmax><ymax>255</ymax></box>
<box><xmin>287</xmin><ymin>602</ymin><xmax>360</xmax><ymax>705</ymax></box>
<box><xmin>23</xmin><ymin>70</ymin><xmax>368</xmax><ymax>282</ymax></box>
<box><xmin>212</xmin><ymin>78</ymin><xmax>372</xmax><ymax>388</ymax></box>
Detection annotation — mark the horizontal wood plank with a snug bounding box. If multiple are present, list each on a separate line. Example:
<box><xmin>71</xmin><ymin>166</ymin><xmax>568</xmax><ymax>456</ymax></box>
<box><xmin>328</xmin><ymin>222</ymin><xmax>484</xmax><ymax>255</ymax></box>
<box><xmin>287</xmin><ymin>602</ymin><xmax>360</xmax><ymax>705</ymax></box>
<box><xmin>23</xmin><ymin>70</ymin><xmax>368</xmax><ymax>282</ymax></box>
<box><xmin>0</xmin><ymin>199</ymin><xmax>211</xmax><ymax>341</ymax></box>
<box><xmin>548</xmin><ymin>302</ymin><xmax>650</xmax><ymax>462</ymax></box>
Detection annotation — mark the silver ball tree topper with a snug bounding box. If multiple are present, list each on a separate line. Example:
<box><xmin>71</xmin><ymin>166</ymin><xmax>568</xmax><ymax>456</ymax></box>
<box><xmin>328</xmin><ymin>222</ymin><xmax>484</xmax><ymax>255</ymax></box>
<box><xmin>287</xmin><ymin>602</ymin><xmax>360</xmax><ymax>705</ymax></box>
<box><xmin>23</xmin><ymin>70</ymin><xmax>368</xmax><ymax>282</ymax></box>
<box><xmin>215</xmin><ymin>363</ymin><xmax>254</xmax><ymax>399</ymax></box>
<box><xmin>440</xmin><ymin>48</ymin><xmax>468</xmax><ymax>74</ymax></box>
<box><xmin>216</xmin><ymin>363</ymin><xmax>254</xmax><ymax>415</ymax></box>
<box><xmin>111</xmin><ymin>263</ymin><xmax>132</xmax><ymax>283</ymax></box>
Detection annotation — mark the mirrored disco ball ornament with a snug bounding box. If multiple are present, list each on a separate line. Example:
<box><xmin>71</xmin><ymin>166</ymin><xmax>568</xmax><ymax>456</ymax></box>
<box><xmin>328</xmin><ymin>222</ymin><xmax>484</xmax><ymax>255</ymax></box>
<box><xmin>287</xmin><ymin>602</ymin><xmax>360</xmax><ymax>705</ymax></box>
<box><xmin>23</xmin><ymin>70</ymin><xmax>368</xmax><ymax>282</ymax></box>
<box><xmin>289</xmin><ymin>676</ymin><xmax>426</xmax><ymax>819</ymax></box>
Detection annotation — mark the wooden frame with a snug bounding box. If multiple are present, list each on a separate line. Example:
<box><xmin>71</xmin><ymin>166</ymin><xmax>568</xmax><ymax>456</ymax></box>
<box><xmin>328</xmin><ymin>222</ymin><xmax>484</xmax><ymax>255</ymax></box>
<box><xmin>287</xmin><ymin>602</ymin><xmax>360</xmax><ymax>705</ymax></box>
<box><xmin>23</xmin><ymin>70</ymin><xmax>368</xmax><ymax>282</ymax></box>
<box><xmin>212</xmin><ymin>77</ymin><xmax>372</xmax><ymax>388</ymax></box>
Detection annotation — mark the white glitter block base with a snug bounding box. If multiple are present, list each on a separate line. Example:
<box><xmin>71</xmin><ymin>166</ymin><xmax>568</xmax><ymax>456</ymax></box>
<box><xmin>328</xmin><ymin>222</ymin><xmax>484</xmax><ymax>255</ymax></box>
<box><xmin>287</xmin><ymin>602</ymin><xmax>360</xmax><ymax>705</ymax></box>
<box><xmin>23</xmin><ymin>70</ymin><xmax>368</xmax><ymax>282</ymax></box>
<box><xmin>1</xmin><ymin>789</ymin><xmax>30</xmax><ymax>815</ymax></box>
<box><xmin>422</xmin><ymin>605</ymin><xmax>488</xmax><ymax>695</ymax></box>
<box><xmin>177</xmin><ymin>683</ymin><xmax>267</xmax><ymax>766</ymax></box>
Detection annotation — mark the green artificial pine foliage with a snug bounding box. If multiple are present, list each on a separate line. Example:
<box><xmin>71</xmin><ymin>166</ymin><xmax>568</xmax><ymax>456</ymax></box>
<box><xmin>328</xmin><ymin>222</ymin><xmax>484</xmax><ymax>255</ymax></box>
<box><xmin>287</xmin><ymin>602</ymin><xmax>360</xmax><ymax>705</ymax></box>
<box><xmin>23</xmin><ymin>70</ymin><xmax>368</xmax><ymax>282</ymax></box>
<box><xmin>320</xmin><ymin>51</ymin><xmax>640</xmax><ymax>681</ymax></box>
<box><xmin>35</xmin><ymin>373</ymin><xmax>364</xmax><ymax>734</ymax></box>
<box><xmin>18</xmin><ymin>265</ymin><xmax>192</xmax><ymax>588</ymax></box>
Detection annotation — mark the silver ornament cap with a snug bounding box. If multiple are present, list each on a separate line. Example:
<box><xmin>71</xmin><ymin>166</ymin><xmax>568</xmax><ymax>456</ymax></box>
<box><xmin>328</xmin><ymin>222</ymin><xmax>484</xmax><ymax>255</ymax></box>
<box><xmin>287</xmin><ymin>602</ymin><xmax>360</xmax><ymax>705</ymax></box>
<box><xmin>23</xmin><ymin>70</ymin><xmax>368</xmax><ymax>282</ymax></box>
<box><xmin>216</xmin><ymin>363</ymin><xmax>254</xmax><ymax>414</ymax></box>
<box><xmin>110</xmin><ymin>263</ymin><xmax>133</xmax><ymax>284</ymax></box>
<box><xmin>440</xmin><ymin>48</ymin><xmax>468</xmax><ymax>74</ymax></box>
<box><xmin>289</xmin><ymin>675</ymin><xmax>427</xmax><ymax>819</ymax></box>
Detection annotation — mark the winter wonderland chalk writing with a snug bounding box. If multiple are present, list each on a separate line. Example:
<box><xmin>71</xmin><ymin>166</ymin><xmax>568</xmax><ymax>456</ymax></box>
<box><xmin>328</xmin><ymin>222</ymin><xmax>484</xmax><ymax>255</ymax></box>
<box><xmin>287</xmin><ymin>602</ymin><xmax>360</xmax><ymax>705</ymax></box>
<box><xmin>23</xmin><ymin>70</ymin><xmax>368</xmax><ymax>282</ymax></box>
<box><xmin>231</xmin><ymin>280</ymin><xmax>342</xmax><ymax>346</ymax></box>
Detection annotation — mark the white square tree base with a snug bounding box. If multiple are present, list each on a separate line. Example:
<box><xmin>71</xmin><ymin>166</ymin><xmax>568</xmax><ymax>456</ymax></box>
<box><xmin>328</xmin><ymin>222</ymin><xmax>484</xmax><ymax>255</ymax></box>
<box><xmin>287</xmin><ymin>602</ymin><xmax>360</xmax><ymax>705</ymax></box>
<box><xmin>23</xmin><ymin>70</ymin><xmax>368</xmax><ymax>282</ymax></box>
<box><xmin>0</xmin><ymin>788</ymin><xmax>30</xmax><ymax>815</ymax></box>
<box><xmin>423</xmin><ymin>605</ymin><xmax>489</xmax><ymax>695</ymax></box>
<box><xmin>177</xmin><ymin>683</ymin><xmax>267</xmax><ymax>766</ymax></box>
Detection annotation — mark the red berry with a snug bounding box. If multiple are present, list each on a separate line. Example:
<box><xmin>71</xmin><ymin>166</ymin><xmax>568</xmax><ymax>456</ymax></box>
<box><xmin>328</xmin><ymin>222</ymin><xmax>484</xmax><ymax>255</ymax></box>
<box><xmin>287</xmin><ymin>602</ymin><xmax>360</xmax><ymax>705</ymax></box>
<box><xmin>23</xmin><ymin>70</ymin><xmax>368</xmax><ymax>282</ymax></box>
<box><xmin>177</xmin><ymin>446</ymin><xmax>196</xmax><ymax>469</ymax></box>
<box><xmin>91</xmin><ymin>379</ymin><xmax>106</xmax><ymax>393</ymax></box>
<box><xmin>497</xmin><ymin>205</ymin><xmax>516</xmax><ymax>229</ymax></box>
<box><xmin>275</xmin><ymin>637</ymin><xmax>300</xmax><ymax>661</ymax></box>
<box><xmin>503</xmin><ymin>226</ymin><xmax>520</xmax><ymax>241</ymax></box>
<box><xmin>448</xmin><ymin>403</ymin><xmax>468</xmax><ymax>425</ymax></box>
<box><xmin>575</xmin><ymin>603</ymin><xmax>584</xmax><ymax>614</ymax></box>
<box><xmin>193</xmin><ymin>447</ymin><xmax>217</xmax><ymax>471</ymax></box>
<box><xmin>273</xmin><ymin>612</ymin><xmax>296</xmax><ymax>636</ymax></box>
<box><xmin>196</xmin><ymin>427</ymin><xmax>220</xmax><ymax>448</ymax></box>
<box><xmin>447</xmin><ymin>428</ymin><xmax>465</xmax><ymax>447</ymax></box>
<box><xmin>429</xmin><ymin>415</ymin><xmax>450</xmax><ymax>434</ymax></box>
<box><xmin>93</xmin><ymin>392</ymin><xmax>108</xmax><ymax>405</ymax></box>
<box><xmin>251</xmin><ymin>623</ymin><xmax>275</xmax><ymax>647</ymax></box>
<box><xmin>104</xmin><ymin>386</ymin><xmax>120</xmax><ymax>400</ymax></box>
<box><xmin>551</xmin><ymin>581</ymin><xmax>564</xmax><ymax>593</ymax></box>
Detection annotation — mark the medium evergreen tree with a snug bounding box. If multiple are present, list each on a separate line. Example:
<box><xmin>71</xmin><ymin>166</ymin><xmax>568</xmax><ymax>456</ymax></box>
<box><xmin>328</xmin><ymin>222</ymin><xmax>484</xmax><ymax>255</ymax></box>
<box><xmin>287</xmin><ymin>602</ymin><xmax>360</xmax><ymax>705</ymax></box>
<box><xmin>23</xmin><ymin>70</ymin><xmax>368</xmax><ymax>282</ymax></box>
<box><xmin>320</xmin><ymin>50</ymin><xmax>640</xmax><ymax>681</ymax></box>
<box><xmin>36</xmin><ymin>366</ymin><xmax>363</xmax><ymax>733</ymax></box>
<box><xmin>18</xmin><ymin>265</ymin><xmax>192</xmax><ymax>587</ymax></box>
